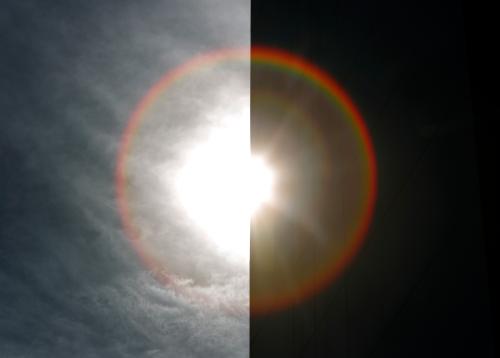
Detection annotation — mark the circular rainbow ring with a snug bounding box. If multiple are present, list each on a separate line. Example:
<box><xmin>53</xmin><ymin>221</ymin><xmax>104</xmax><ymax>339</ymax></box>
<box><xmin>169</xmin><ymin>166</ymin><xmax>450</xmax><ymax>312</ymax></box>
<box><xmin>115</xmin><ymin>46</ymin><xmax>377</xmax><ymax>312</ymax></box>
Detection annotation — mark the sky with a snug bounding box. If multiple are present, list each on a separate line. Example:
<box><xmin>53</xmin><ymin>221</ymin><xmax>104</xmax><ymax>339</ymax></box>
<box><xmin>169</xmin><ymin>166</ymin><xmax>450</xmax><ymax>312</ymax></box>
<box><xmin>1</xmin><ymin>1</ymin><xmax>497</xmax><ymax>357</ymax></box>
<box><xmin>1</xmin><ymin>1</ymin><xmax>249</xmax><ymax>357</ymax></box>
<box><xmin>251</xmin><ymin>0</ymin><xmax>496</xmax><ymax>356</ymax></box>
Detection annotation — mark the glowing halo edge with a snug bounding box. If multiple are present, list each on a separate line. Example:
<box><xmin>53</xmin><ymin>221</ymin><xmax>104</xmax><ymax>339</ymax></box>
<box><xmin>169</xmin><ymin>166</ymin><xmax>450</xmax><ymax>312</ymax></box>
<box><xmin>114</xmin><ymin>46</ymin><xmax>377</xmax><ymax>313</ymax></box>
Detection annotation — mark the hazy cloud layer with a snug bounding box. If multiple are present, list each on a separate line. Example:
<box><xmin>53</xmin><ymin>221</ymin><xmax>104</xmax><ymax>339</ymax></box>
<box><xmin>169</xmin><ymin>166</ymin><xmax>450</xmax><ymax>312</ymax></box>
<box><xmin>1</xmin><ymin>1</ymin><xmax>249</xmax><ymax>357</ymax></box>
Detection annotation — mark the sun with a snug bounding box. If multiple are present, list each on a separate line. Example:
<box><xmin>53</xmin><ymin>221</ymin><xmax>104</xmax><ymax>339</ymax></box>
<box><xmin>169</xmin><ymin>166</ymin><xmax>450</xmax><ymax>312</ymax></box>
<box><xmin>175</xmin><ymin>127</ymin><xmax>274</xmax><ymax>261</ymax></box>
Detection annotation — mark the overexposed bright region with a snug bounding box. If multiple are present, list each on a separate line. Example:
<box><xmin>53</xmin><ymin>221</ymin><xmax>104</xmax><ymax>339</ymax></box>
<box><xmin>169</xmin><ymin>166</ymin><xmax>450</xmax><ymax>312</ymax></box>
<box><xmin>175</xmin><ymin>110</ymin><xmax>273</xmax><ymax>261</ymax></box>
<box><xmin>249</xmin><ymin>156</ymin><xmax>274</xmax><ymax>214</ymax></box>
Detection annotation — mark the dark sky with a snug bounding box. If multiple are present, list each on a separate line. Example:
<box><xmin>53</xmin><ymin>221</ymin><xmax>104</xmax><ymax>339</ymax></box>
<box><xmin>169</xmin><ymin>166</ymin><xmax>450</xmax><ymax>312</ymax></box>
<box><xmin>251</xmin><ymin>0</ymin><xmax>497</xmax><ymax>357</ymax></box>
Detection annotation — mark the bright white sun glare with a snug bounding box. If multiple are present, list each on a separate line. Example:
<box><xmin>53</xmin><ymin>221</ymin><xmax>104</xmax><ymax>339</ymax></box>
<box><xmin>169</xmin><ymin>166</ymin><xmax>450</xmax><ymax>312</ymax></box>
<box><xmin>175</xmin><ymin>118</ymin><xmax>274</xmax><ymax>261</ymax></box>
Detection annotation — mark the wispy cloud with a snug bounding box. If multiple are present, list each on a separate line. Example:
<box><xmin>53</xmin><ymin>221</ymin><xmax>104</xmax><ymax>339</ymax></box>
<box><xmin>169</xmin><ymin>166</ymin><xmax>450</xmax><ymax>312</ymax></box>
<box><xmin>0</xmin><ymin>0</ymin><xmax>249</xmax><ymax>356</ymax></box>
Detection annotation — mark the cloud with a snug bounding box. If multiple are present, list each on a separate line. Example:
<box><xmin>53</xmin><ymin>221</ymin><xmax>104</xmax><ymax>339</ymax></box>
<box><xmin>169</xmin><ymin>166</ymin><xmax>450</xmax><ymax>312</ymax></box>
<box><xmin>0</xmin><ymin>0</ymin><xmax>249</xmax><ymax>356</ymax></box>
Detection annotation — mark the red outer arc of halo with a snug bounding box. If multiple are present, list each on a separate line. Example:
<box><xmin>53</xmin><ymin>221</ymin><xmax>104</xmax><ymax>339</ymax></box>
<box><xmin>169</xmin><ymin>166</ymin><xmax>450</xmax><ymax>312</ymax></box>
<box><xmin>115</xmin><ymin>48</ymin><xmax>249</xmax><ymax>313</ymax></box>
<box><xmin>114</xmin><ymin>46</ymin><xmax>377</xmax><ymax>314</ymax></box>
<box><xmin>250</xmin><ymin>46</ymin><xmax>377</xmax><ymax>315</ymax></box>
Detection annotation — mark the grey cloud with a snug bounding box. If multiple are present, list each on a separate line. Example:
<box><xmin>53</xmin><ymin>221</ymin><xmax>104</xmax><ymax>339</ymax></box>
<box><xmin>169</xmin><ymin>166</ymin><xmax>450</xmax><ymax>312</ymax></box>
<box><xmin>1</xmin><ymin>0</ymin><xmax>249</xmax><ymax>357</ymax></box>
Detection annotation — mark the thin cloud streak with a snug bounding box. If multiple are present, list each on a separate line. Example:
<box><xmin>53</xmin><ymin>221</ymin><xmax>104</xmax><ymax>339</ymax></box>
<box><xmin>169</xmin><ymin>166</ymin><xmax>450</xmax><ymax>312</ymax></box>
<box><xmin>0</xmin><ymin>1</ymin><xmax>249</xmax><ymax>357</ymax></box>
